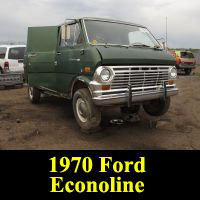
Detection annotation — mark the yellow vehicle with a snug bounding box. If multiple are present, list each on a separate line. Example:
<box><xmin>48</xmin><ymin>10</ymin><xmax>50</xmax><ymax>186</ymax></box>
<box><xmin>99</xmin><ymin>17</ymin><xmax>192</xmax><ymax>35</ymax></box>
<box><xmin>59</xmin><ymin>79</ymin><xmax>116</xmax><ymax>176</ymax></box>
<box><xmin>169</xmin><ymin>50</ymin><xmax>196</xmax><ymax>75</ymax></box>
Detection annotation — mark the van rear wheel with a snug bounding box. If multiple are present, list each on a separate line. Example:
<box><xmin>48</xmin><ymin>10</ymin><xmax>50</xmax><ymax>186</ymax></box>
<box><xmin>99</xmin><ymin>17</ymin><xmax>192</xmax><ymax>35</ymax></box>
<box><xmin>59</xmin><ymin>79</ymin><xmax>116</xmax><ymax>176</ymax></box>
<box><xmin>28</xmin><ymin>86</ymin><xmax>41</xmax><ymax>104</ymax></box>
<box><xmin>73</xmin><ymin>88</ymin><xmax>101</xmax><ymax>133</ymax></box>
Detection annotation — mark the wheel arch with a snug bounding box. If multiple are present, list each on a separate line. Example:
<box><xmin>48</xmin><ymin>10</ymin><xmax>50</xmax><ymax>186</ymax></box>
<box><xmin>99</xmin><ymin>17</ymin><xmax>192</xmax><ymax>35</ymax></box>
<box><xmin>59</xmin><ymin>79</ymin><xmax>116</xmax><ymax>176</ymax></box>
<box><xmin>70</xmin><ymin>76</ymin><xmax>93</xmax><ymax>98</ymax></box>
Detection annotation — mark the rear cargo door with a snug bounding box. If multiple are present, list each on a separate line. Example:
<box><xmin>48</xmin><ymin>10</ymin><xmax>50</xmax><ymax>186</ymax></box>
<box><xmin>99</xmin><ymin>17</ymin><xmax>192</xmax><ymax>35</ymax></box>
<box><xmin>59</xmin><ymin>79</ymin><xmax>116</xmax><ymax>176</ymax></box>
<box><xmin>27</xmin><ymin>26</ymin><xmax>58</xmax><ymax>90</ymax></box>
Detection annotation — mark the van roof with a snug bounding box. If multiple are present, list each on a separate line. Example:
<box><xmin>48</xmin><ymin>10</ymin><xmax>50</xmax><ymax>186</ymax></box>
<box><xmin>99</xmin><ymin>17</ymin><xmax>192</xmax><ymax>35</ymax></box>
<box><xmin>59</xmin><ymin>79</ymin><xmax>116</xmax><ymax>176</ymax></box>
<box><xmin>0</xmin><ymin>45</ymin><xmax>26</xmax><ymax>48</ymax></box>
<box><xmin>28</xmin><ymin>17</ymin><xmax>146</xmax><ymax>29</ymax></box>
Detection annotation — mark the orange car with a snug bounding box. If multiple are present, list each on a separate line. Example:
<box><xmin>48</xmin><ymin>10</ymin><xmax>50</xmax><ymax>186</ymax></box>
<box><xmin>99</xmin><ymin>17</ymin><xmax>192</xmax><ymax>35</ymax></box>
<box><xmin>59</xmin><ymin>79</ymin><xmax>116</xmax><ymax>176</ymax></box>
<box><xmin>169</xmin><ymin>50</ymin><xmax>196</xmax><ymax>75</ymax></box>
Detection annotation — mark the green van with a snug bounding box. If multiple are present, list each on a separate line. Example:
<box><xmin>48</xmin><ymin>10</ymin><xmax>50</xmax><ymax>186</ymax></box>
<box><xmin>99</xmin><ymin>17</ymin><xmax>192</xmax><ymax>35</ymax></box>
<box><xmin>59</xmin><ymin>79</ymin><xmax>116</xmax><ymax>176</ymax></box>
<box><xmin>24</xmin><ymin>17</ymin><xmax>178</xmax><ymax>132</ymax></box>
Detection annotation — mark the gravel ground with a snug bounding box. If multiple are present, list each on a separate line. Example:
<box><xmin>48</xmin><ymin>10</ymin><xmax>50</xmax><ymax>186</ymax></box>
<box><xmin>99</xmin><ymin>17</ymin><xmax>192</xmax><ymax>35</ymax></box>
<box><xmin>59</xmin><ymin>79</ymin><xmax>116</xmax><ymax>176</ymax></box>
<box><xmin>0</xmin><ymin>67</ymin><xmax>200</xmax><ymax>150</ymax></box>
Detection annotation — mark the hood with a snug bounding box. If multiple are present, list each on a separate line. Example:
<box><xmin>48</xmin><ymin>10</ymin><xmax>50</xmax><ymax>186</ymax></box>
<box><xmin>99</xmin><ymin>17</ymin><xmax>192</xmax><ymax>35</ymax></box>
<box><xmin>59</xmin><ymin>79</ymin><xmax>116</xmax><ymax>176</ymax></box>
<box><xmin>96</xmin><ymin>46</ymin><xmax>176</xmax><ymax>65</ymax></box>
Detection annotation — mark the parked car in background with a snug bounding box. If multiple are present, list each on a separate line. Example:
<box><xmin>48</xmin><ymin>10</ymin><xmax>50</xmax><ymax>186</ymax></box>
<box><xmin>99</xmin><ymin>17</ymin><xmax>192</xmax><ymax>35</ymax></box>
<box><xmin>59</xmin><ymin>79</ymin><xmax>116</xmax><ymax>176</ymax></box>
<box><xmin>169</xmin><ymin>50</ymin><xmax>196</xmax><ymax>75</ymax></box>
<box><xmin>0</xmin><ymin>45</ymin><xmax>26</xmax><ymax>74</ymax></box>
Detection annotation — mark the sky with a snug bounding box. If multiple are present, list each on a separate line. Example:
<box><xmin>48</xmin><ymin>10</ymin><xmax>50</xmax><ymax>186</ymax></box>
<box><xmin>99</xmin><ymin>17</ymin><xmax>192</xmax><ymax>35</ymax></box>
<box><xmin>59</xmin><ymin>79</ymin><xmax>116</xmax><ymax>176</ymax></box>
<box><xmin>0</xmin><ymin>0</ymin><xmax>199</xmax><ymax>48</ymax></box>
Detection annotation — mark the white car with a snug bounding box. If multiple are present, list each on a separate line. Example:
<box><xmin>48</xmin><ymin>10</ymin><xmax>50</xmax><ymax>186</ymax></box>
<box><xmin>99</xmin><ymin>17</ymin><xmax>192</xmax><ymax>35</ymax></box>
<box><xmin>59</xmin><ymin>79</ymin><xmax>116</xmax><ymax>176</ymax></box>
<box><xmin>0</xmin><ymin>45</ymin><xmax>26</xmax><ymax>74</ymax></box>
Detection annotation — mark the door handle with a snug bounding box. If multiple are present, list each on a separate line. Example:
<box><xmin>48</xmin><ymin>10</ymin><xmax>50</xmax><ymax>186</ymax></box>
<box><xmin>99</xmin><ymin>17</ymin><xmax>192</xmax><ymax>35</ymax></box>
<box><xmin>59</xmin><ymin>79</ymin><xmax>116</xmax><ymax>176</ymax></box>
<box><xmin>80</xmin><ymin>49</ymin><xmax>85</xmax><ymax>55</ymax></box>
<box><xmin>57</xmin><ymin>52</ymin><xmax>61</xmax><ymax>55</ymax></box>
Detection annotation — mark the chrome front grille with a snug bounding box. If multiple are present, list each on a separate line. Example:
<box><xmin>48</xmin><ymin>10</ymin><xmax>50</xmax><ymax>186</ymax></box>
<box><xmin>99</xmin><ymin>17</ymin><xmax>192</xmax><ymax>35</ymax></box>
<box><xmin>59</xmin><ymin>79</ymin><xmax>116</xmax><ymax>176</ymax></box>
<box><xmin>90</xmin><ymin>65</ymin><xmax>178</xmax><ymax>105</ymax></box>
<box><xmin>110</xmin><ymin>66</ymin><xmax>169</xmax><ymax>91</ymax></box>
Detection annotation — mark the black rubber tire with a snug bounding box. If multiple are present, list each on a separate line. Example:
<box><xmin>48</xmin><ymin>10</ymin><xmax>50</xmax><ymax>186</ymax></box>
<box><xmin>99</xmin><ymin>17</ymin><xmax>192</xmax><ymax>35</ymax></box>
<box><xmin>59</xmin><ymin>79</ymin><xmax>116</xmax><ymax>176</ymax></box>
<box><xmin>143</xmin><ymin>97</ymin><xmax>170</xmax><ymax>117</ymax></box>
<box><xmin>28</xmin><ymin>86</ymin><xmax>41</xmax><ymax>104</ymax></box>
<box><xmin>185</xmin><ymin>69</ymin><xmax>192</xmax><ymax>75</ymax></box>
<box><xmin>73</xmin><ymin>88</ymin><xmax>101</xmax><ymax>133</ymax></box>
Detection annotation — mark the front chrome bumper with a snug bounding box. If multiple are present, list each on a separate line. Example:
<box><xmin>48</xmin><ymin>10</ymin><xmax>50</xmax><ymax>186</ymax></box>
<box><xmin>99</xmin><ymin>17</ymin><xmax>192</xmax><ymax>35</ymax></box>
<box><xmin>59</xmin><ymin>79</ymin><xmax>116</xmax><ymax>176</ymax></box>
<box><xmin>90</xmin><ymin>80</ymin><xmax>178</xmax><ymax>106</ymax></box>
<box><xmin>92</xmin><ymin>88</ymin><xmax>178</xmax><ymax>106</ymax></box>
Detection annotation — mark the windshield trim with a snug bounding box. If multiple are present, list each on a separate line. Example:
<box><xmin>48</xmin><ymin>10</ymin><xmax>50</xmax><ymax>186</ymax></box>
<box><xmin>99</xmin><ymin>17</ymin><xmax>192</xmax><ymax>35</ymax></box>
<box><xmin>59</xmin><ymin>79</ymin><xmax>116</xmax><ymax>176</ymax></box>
<box><xmin>82</xmin><ymin>18</ymin><xmax>146</xmax><ymax>28</ymax></box>
<box><xmin>82</xmin><ymin>19</ymin><xmax>161</xmax><ymax>49</ymax></box>
<box><xmin>83</xmin><ymin>19</ymin><xmax>90</xmax><ymax>44</ymax></box>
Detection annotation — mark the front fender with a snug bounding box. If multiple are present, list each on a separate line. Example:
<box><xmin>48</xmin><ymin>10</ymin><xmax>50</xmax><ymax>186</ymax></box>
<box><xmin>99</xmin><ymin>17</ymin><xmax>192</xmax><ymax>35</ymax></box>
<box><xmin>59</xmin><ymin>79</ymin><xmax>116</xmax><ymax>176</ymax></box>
<box><xmin>70</xmin><ymin>75</ymin><xmax>93</xmax><ymax>98</ymax></box>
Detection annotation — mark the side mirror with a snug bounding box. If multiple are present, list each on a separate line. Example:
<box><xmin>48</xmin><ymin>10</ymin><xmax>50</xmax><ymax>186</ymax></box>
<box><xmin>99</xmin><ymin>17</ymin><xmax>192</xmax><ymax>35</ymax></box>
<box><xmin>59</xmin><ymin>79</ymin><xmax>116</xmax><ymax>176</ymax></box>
<box><xmin>64</xmin><ymin>19</ymin><xmax>77</xmax><ymax>25</ymax></box>
<box><xmin>61</xmin><ymin>25</ymin><xmax>66</xmax><ymax>40</ymax></box>
<box><xmin>66</xmin><ymin>26</ymin><xmax>71</xmax><ymax>40</ymax></box>
<box><xmin>61</xmin><ymin>24</ymin><xmax>72</xmax><ymax>41</ymax></box>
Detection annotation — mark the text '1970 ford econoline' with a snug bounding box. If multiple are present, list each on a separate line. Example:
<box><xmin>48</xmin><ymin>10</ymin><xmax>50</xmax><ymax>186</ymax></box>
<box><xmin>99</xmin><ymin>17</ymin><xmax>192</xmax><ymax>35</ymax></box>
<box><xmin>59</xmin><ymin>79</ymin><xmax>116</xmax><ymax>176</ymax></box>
<box><xmin>24</xmin><ymin>17</ymin><xmax>178</xmax><ymax>132</ymax></box>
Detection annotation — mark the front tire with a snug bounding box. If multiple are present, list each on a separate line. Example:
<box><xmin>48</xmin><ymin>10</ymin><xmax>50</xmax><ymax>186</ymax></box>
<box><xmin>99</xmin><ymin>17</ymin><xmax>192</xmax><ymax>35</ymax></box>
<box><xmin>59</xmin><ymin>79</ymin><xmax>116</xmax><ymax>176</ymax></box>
<box><xmin>143</xmin><ymin>97</ymin><xmax>170</xmax><ymax>117</ymax></box>
<box><xmin>73</xmin><ymin>88</ymin><xmax>101</xmax><ymax>132</ymax></box>
<box><xmin>28</xmin><ymin>86</ymin><xmax>41</xmax><ymax>104</ymax></box>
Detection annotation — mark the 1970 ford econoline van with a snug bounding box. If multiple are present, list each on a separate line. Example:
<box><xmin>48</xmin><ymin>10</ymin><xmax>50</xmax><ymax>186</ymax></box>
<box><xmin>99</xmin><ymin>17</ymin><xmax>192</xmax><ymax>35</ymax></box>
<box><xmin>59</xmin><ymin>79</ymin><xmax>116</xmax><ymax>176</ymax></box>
<box><xmin>24</xmin><ymin>17</ymin><xmax>178</xmax><ymax>132</ymax></box>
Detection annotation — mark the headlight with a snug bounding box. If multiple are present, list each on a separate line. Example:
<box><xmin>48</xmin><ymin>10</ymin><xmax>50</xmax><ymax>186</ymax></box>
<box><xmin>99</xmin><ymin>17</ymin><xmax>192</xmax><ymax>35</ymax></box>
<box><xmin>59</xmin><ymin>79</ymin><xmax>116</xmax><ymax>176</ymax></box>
<box><xmin>100</xmin><ymin>69</ymin><xmax>111</xmax><ymax>81</ymax></box>
<box><xmin>93</xmin><ymin>66</ymin><xmax>113</xmax><ymax>83</ymax></box>
<box><xmin>169</xmin><ymin>67</ymin><xmax>177</xmax><ymax>79</ymax></box>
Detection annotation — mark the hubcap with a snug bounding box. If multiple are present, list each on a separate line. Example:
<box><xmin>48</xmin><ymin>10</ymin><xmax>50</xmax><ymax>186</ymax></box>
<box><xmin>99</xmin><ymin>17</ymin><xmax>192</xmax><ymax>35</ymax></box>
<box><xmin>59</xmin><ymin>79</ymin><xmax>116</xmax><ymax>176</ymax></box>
<box><xmin>76</xmin><ymin>98</ymin><xmax>88</xmax><ymax>123</ymax></box>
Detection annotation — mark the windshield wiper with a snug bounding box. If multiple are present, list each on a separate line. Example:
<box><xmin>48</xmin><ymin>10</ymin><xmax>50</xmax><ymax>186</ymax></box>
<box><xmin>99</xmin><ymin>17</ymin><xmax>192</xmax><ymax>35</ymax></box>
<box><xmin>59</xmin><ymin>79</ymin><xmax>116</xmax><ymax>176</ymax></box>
<box><xmin>129</xmin><ymin>43</ymin><xmax>151</xmax><ymax>48</ymax></box>
<box><xmin>107</xmin><ymin>43</ymin><xmax>129</xmax><ymax>48</ymax></box>
<box><xmin>94</xmin><ymin>43</ymin><xmax>129</xmax><ymax>48</ymax></box>
<box><xmin>153</xmin><ymin>45</ymin><xmax>163</xmax><ymax>50</ymax></box>
<box><xmin>129</xmin><ymin>43</ymin><xmax>163</xmax><ymax>50</ymax></box>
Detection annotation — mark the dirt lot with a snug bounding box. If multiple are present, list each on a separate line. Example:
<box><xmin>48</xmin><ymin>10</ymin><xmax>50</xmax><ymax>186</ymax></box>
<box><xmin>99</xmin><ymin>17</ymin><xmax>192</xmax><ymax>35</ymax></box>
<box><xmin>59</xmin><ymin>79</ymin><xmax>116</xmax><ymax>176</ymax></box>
<box><xmin>0</xmin><ymin>67</ymin><xmax>200</xmax><ymax>150</ymax></box>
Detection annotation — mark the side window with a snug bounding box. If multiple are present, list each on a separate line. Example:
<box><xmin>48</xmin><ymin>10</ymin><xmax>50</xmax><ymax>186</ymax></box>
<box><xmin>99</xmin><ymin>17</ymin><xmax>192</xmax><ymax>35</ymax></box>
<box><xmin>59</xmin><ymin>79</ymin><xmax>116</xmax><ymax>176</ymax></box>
<box><xmin>60</xmin><ymin>23</ymin><xmax>82</xmax><ymax>47</ymax></box>
<box><xmin>8</xmin><ymin>47</ymin><xmax>25</xmax><ymax>60</ymax></box>
<box><xmin>0</xmin><ymin>47</ymin><xmax>7</xmax><ymax>59</ymax></box>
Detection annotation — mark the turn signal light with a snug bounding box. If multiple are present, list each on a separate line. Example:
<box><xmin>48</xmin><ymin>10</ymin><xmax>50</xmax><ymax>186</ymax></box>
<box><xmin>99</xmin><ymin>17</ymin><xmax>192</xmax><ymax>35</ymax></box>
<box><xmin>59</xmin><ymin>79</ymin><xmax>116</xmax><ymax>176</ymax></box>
<box><xmin>168</xmin><ymin>80</ymin><xmax>174</xmax><ymax>85</ymax></box>
<box><xmin>84</xmin><ymin>67</ymin><xmax>91</xmax><ymax>73</ymax></box>
<box><xmin>102</xmin><ymin>85</ymin><xmax>111</xmax><ymax>90</ymax></box>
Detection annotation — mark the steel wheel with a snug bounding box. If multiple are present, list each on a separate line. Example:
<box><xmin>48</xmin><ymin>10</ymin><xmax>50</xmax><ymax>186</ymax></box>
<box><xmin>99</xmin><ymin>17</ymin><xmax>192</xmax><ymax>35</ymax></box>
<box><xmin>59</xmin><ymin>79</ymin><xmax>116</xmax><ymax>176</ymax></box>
<box><xmin>76</xmin><ymin>98</ymin><xmax>88</xmax><ymax>123</ymax></box>
<box><xmin>73</xmin><ymin>88</ymin><xmax>101</xmax><ymax>132</ymax></box>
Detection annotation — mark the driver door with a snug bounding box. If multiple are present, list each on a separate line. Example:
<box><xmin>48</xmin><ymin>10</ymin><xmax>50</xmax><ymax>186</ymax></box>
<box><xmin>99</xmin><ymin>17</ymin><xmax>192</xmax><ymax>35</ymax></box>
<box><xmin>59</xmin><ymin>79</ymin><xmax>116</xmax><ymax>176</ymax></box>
<box><xmin>56</xmin><ymin>22</ymin><xmax>84</xmax><ymax>94</ymax></box>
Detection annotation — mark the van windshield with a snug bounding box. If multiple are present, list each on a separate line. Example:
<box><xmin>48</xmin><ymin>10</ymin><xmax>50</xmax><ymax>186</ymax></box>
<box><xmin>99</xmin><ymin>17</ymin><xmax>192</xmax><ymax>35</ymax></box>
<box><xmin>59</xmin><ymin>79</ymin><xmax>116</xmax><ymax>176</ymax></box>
<box><xmin>8</xmin><ymin>47</ymin><xmax>25</xmax><ymax>60</ymax></box>
<box><xmin>84</xmin><ymin>20</ymin><xmax>160</xmax><ymax>48</ymax></box>
<box><xmin>0</xmin><ymin>47</ymin><xmax>7</xmax><ymax>59</ymax></box>
<box><xmin>181</xmin><ymin>52</ymin><xmax>194</xmax><ymax>59</ymax></box>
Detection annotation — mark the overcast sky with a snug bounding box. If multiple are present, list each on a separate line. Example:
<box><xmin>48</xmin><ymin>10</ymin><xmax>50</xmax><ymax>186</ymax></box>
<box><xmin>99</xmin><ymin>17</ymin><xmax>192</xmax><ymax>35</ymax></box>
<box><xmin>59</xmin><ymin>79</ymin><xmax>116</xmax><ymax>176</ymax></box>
<box><xmin>0</xmin><ymin>0</ymin><xmax>199</xmax><ymax>48</ymax></box>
